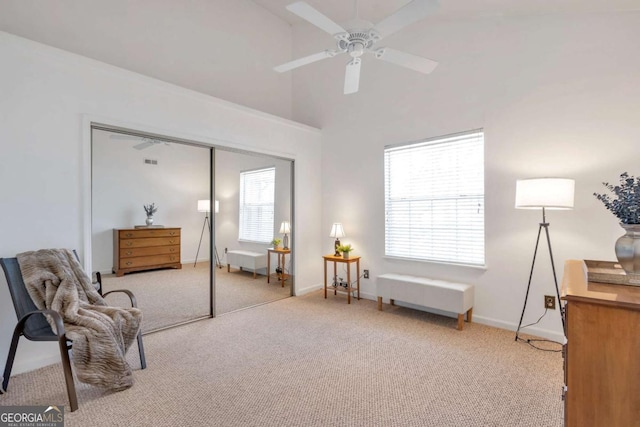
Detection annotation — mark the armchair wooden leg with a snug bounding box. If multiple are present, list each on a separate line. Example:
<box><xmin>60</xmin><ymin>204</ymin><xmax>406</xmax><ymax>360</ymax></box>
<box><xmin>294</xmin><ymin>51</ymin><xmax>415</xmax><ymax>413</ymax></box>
<box><xmin>57</xmin><ymin>336</ymin><xmax>78</xmax><ymax>412</ymax></box>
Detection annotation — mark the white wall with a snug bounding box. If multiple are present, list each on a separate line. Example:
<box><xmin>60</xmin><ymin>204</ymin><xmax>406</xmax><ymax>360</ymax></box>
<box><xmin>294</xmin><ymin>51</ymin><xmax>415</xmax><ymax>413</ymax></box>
<box><xmin>0</xmin><ymin>32</ymin><xmax>322</xmax><ymax>374</ymax></box>
<box><xmin>291</xmin><ymin>12</ymin><xmax>640</xmax><ymax>340</ymax></box>
<box><xmin>215</xmin><ymin>150</ymin><xmax>292</xmax><ymax>275</ymax></box>
<box><xmin>92</xmin><ymin>129</ymin><xmax>211</xmax><ymax>272</ymax></box>
<box><xmin>0</xmin><ymin>0</ymin><xmax>293</xmax><ymax>119</ymax></box>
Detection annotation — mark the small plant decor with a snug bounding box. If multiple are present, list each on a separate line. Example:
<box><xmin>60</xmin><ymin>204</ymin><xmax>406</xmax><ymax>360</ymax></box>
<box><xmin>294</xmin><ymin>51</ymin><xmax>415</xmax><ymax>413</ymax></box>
<box><xmin>338</xmin><ymin>244</ymin><xmax>354</xmax><ymax>253</ymax></box>
<box><xmin>271</xmin><ymin>238</ymin><xmax>282</xmax><ymax>247</ymax></box>
<box><xmin>593</xmin><ymin>172</ymin><xmax>640</xmax><ymax>224</ymax></box>
<box><xmin>143</xmin><ymin>203</ymin><xmax>158</xmax><ymax>217</ymax></box>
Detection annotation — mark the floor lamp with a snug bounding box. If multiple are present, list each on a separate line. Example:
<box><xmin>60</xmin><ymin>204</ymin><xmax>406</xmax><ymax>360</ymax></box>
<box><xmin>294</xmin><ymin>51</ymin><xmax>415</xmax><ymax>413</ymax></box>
<box><xmin>514</xmin><ymin>178</ymin><xmax>575</xmax><ymax>342</ymax></box>
<box><xmin>195</xmin><ymin>199</ymin><xmax>222</xmax><ymax>268</ymax></box>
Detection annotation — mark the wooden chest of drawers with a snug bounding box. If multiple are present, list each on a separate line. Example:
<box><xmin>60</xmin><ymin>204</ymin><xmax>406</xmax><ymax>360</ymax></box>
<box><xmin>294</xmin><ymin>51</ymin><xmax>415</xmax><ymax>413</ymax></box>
<box><xmin>113</xmin><ymin>227</ymin><xmax>181</xmax><ymax>276</ymax></box>
<box><xmin>561</xmin><ymin>260</ymin><xmax>640</xmax><ymax>426</ymax></box>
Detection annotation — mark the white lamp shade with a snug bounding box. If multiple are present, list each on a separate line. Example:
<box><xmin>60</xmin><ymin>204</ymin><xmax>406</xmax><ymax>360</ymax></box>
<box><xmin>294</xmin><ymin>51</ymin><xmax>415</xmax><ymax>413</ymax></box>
<box><xmin>329</xmin><ymin>223</ymin><xmax>346</xmax><ymax>238</ymax></box>
<box><xmin>215</xmin><ymin>200</ymin><xmax>220</xmax><ymax>213</ymax></box>
<box><xmin>279</xmin><ymin>221</ymin><xmax>291</xmax><ymax>234</ymax></box>
<box><xmin>197</xmin><ymin>199</ymin><xmax>210</xmax><ymax>212</ymax></box>
<box><xmin>515</xmin><ymin>178</ymin><xmax>575</xmax><ymax>210</ymax></box>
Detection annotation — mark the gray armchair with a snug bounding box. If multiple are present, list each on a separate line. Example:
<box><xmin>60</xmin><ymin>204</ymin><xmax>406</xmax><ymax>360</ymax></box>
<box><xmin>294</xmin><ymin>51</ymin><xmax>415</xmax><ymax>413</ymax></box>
<box><xmin>0</xmin><ymin>252</ymin><xmax>146</xmax><ymax>412</ymax></box>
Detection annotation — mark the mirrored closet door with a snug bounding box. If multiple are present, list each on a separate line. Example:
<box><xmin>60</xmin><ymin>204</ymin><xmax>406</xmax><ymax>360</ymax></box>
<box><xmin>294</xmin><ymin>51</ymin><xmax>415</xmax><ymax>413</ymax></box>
<box><xmin>213</xmin><ymin>148</ymin><xmax>293</xmax><ymax>314</ymax></box>
<box><xmin>91</xmin><ymin>127</ymin><xmax>294</xmax><ymax>332</ymax></box>
<box><xmin>91</xmin><ymin>128</ymin><xmax>212</xmax><ymax>333</ymax></box>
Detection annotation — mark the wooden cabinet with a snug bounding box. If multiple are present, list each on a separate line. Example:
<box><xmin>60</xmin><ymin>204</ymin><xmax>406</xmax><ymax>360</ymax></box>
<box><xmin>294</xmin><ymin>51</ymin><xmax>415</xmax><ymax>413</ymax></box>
<box><xmin>113</xmin><ymin>227</ymin><xmax>181</xmax><ymax>276</ymax></box>
<box><xmin>561</xmin><ymin>260</ymin><xmax>640</xmax><ymax>427</ymax></box>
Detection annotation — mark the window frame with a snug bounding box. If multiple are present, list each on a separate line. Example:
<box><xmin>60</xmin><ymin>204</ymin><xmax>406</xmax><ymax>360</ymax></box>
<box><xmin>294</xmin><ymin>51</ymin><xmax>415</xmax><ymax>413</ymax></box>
<box><xmin>383</xmin><ymin>129</ymin><xmax>485</xmax><ymax>268</ymax></box>
<box><xmin>238</xmin><ymin>166</ymin><xmax>276</xmax><ymax>244</ymax></box>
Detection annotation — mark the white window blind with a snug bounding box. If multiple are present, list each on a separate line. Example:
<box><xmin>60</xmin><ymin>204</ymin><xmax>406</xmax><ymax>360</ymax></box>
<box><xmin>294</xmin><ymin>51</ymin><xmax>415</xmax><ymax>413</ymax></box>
<box><xmin>239</xmin><ymin>167</ymin><xmax>275</xmax><ymax>244</ymax></box>
<box><xmin>384</xmin><ymin>130</ymin><xmax>485</xmax><ymax>266</ymax></box>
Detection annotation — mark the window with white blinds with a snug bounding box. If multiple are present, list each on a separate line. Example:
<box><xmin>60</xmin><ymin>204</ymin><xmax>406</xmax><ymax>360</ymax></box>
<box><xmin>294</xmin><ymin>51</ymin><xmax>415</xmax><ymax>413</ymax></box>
<box><xmin>239</xmin><ymin>167</ymin><xmax>275</xmax><ymax>244</ymax></box>
<box><xmin>384</xmin><ymin>130</ymin><xmax>485</xmax><ymax>266</ymax></box>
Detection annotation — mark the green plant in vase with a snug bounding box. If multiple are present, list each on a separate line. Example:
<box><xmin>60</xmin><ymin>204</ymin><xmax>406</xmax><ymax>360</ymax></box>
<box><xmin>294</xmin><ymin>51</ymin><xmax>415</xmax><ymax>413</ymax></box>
<box><xmin>271</xmin><ymin>238</ymin><xmax>282</xmax><ymax>249</ymax></box>
<box><xmin>338</xmin><ymin>244</ymin><xmax>354</xmax><ymax>259</ymax></box>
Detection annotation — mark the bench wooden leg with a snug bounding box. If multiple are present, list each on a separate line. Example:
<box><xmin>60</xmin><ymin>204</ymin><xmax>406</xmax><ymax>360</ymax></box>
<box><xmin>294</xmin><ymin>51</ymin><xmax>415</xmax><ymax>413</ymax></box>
<box><xmin>466</xmin><ymin>307</ymin><xmax>473</xmax><ymax>323</ymax></box>
<box><xmin>377</xmin><ymin>297</ymin><xmax>382</xmax><ymax>311</ymax></box>
<box><xmin>390</xmin><ymin>299</ymin><xmax>395</xmax><ymax>306</ymax></box>
<box><xmin>253</xmin><ymin>271</ymin><xmax>256</xmax><ymax>279</ymax></box>
<box><xmin>227</xmin><ymin>264</ymin><xmax>230</xmax><ymax>272</ymax></box>
<box><xmin>457</xmin><ymin>314</ymin><xmax>464</xmax><ymax>331</ymax></box>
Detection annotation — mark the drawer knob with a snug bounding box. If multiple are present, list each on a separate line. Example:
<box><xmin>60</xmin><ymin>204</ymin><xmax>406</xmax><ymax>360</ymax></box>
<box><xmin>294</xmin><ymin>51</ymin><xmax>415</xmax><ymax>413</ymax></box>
<box><xmin>125</xmin><ymin>262</ymin><xmax>132</xmax><ymax>266</ymax></box>
<box><xmin>125</xmin><ymin>233</ymin><xmax>133</xmax><ymax>237</ymax></box>
<box><xmin>170</xmin><ymin>248</ymin><xmax>175</xmax><ymax>252</ymax></box>
<box><xmin>169</xmin><ymin>240</ymin><xmax>175</xmax><ymax>244</ymax></box>
<box><xmin>126</xmin><ymin>242</ymin><xmax>132</xmax><ymax>246</ymax></box>
<box><xmin>126</xmin><ymin>251</ymin><xmax>132</xmax><ymax>255</ymax></box>
<box><xmin>170</xmin><ymin>232</ymin><xmax>175</xmax><ymax>235</ymax></box>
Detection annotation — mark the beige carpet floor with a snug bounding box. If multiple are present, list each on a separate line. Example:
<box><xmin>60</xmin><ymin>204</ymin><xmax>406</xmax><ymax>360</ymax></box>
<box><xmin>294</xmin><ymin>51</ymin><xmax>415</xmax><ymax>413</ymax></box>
<box><xmin>0</xmin><ymin>291</ymin><xmax>562</xmax><ymax>426</ymax></box>
<box><xmin>101</xmin><ymin>262</ymin><xmax>290</xmax><ymax>332</ymax></box>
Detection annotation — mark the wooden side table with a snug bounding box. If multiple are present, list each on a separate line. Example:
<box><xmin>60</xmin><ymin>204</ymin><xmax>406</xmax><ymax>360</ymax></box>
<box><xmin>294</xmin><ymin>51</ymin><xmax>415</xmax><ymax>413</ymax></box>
<box><xmin>323</xmin><ymin>254</ymin><xmax>361</xmax><ymax>304</ymax></box>
<box><xmin>267</xmin><ymin>248</ymin><xmax>291</xmax><ymax>287</ymax></box>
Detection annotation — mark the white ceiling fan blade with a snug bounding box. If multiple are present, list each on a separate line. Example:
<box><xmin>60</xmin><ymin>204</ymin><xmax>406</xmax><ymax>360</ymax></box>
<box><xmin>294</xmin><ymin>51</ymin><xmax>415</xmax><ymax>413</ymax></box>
<box><xmin>374</xmin><ymin>0</ymin><xmax>440</xmax><ymax>39</ymax></box>
<box><xmin>133</xmin><ymin>141</ymin><xmax>155</xmax><ymax>150</ymax></box>
<box><xmin>286</xmin><ymin>1</ymin><xmax>346</xmax><ymax>36</ymax></box>
<box><xmin>374</xmin><ymin>47</ymin><xmax>438</xmax><ymax>74</ymax></box>
<box><xmin>274</xmin><ymin>50</ymin><xmax>340</xmax><ymax>73</ymax></box>
<box><xmin>343</xmin><ymin>58</ymin><xmax>361</xmax><ymax>95</ymax></box>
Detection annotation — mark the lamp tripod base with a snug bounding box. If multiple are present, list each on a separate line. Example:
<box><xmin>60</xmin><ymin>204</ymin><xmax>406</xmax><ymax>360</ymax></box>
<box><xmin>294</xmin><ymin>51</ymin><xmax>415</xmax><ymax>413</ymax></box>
<box><xmin>515</xmin><ymin>210</ymin><xmax>565</xmax><ymax>343</ymax></box>
<box><xmin>194</xmin><ymin>214</ymin><xmax>223</xmax><ymax>269</ymax></box>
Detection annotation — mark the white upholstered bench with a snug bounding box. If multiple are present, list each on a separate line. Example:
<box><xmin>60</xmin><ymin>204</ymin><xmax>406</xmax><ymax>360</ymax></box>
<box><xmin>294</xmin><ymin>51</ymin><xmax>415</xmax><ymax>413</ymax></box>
<box><xmin>377</xmin><ymin>273</ymin><xmax>474</xmax><ymax>330</ymax></box>
<box><xmin>226</xmin><ymin>250</ymin><xmax>267</xmax><ymax>279</ymax></box>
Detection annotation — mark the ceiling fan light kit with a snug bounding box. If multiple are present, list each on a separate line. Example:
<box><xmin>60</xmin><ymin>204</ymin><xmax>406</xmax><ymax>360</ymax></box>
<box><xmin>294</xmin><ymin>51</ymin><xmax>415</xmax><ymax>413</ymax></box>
<box><xmin>274</xmin><ymin>0</ymin><xmax>440</xmax><ymax>95</ymax></box>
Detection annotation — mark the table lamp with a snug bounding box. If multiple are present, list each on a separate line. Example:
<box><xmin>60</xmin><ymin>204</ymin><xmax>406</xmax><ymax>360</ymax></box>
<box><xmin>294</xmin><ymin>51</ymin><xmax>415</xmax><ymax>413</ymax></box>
<box><xmin>329</xmin><ymin>223</ymin><xmax>345</xmax><ymax>257</ymax></box>
<box><xmin>279</xmin><ymin>221</ymin><xmax>291</xmax><ymax>249</ymax></box>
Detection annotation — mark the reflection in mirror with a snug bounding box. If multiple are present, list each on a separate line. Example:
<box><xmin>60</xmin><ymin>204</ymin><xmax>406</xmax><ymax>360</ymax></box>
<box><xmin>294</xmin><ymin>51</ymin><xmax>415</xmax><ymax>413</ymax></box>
<box><xmin>213</xmin><ymin>149</ymin><xmax>293</xmax><ymax>314</ymax></box>
<box><xmin>91</xmin><ymin>128</ymin><xmax>212</xmax><ymax>333</ymax></box>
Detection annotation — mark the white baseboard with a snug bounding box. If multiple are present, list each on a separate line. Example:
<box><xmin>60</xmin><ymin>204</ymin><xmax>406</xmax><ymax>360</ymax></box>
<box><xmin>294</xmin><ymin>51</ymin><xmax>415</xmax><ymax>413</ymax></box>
<box><xmin>295</xmin><ymin>283</ymin><xmax>323</xmax><ymax>296</ymax></box>
<box><xmin>185</xmin><ymin>258</ymin><xmax>210</xmax><ymax>265</ymax></box>
<box><xmin>372</xmin><ymin>294</ymin><xmax>565</xmax><ymax>343</ymax></box>
<box><xmin>473</xmin><ymin>315</ymin><xmax>566</xmax><ymax>342</ymax></box>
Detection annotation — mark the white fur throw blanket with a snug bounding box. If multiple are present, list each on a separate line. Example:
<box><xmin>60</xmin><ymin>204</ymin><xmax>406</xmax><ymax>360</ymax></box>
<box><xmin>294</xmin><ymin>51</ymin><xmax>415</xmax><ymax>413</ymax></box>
<box><xmin>17</xmin><ymin>248</ymin><xmax>142</xmax><ymax>391</ymax></box>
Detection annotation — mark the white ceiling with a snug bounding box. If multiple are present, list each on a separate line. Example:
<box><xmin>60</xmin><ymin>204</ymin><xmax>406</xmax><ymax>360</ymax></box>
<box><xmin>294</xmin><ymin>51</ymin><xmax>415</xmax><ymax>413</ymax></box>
<box><xmin>1</xmin><ymin>0</ymin><xmax>638</xmax><ymax>123</ymax></box>
<box><xmin>253</xmin><ymin>0</ymin><xmax>640</xmax><ymax>27</ymax></box>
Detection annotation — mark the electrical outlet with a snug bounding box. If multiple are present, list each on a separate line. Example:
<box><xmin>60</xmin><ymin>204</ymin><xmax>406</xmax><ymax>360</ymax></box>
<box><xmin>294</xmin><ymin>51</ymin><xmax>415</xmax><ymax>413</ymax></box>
<box><xmin>544</xmin><ymin>295</ymin><xmax>556</xmax><ymax>310</ymax></box>
<box><xmin>363</xmin><ymin>269</ymin><xmax>369</xmax><ymax>279</ymax></box>
<box><xmin>224</xmin><ymin>248</ymin><xmax>227</xmax><ymax>254</ymax></box>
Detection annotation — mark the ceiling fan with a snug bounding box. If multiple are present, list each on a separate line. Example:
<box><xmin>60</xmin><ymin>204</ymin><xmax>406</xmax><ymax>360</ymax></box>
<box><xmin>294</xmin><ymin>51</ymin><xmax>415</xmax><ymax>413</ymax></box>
<box><xmin>109</xmin><ymin>134</ymin><xmax>170</xmax><ymax>150</ymax></box>
<box><xmin>274</xmin><ymin>0</ymin><xmax>440</xmax><ymax>94</ymax></box>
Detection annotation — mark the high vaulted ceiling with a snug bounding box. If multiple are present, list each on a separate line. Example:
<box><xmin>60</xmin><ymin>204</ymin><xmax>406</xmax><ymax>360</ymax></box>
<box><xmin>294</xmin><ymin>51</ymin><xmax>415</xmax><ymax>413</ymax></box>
<box><xmin>0</xmin><ymin>0</ymin><xmax>638</xmax><ymax>123</ymax></box>
<box><xmin>254</xmin><ymin>0</ymin><xmax>640</xmax><ymax>26</ymax></box>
